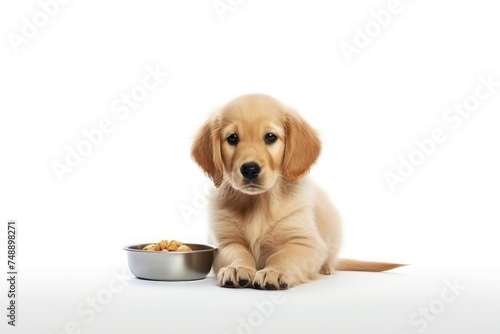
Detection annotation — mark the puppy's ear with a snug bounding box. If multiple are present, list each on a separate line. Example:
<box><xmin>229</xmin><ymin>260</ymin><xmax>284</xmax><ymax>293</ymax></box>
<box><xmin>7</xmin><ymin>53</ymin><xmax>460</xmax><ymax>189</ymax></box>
<box><xmin>283</xmin><ymin>111</ymin><xmax>321</xmax><ymax>182</ymax></box>
<box><xmin>191</xmin><ymin>117</ymin><xmax>224</xmax><ymax>187</ymax></box>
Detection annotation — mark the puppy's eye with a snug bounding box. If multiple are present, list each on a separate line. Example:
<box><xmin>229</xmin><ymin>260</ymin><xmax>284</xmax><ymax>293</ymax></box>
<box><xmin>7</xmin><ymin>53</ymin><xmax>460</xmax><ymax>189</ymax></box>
<box><xmin>227</xmin><ymin>134</ymin><xmax>239</xmax><ymax>145</ymax></box>
<box><xmin>265</xmin><ymin>133</ymin><xmax>278</xmax><ymax>144</ymax></box>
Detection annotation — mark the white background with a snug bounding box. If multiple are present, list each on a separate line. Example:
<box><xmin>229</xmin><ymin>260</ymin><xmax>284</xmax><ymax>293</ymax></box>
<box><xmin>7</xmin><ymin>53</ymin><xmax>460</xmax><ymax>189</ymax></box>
<box><xmin>1</xmin><ymin>0</ymin><xmax>499</xmax><ymax>333</ymax></box>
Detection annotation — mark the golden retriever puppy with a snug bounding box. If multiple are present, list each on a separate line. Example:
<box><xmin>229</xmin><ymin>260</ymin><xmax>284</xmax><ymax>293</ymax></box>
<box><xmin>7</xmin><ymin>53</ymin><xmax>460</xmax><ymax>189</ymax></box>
<box><xmin>191</xmin><ymin>94</ymin><xmax>402</xmax><ymax>289</ymax></box>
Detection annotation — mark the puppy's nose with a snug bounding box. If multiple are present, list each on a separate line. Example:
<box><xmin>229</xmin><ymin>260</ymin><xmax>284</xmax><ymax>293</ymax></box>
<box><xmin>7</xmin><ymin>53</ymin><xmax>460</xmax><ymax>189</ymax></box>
<box><xmin>240</xmin><ymin>162</ymin><xmax>261</xmax><ymax>180</ymax></box>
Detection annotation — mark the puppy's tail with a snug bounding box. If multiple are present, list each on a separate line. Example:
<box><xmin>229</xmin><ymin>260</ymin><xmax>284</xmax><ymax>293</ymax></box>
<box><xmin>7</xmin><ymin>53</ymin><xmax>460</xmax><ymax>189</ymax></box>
<box><xmin>336</xmin><ymin>259</ymin><xmax>406</xmax><ymax>272</ymax></box>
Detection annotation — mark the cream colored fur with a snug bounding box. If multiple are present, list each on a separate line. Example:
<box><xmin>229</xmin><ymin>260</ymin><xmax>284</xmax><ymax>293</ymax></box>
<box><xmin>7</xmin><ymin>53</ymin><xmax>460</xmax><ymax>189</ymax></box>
<box><xmin>192</xmin><ymin>94</ymin><xmax>403</xmax><ymax>289</ymax></box>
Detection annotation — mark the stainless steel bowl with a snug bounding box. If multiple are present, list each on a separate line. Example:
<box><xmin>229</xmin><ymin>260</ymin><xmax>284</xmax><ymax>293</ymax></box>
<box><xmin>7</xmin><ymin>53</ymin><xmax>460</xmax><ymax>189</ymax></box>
<box><xmin>123</xmin><ymin>243</ymin><xmax>216</xmax><ymax>281</ymax></box>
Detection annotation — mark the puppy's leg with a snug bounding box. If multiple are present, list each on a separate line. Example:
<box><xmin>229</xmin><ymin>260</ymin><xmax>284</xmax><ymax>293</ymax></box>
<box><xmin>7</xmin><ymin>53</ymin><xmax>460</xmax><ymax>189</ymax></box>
<box><xmin>317</xmin><ymin>231</ymin><xmax>341</xmax><ymax>275</ymax></box>
<box><xmin>253</xmin><ymin>242</ymin><xmax>326</xmax><ymax>290</ymax></box>
<box><xmin>315</xmin><ymin>188</ymin><xmax>342</xmax><ymax>275</ymax></box>
<box><xmin>320</xmin><ymin>253</ymin><xmax>338</xmax><ymax>275</ymax></box>
<box><xmin>318</xmin><ymin>233</ymin><xmax>341</xmax><ymax>275</ymax></box>
<box><xmin>214</xmin><ymin>243</ymin><xmax>257</xmax><ymax>288</ymax></box>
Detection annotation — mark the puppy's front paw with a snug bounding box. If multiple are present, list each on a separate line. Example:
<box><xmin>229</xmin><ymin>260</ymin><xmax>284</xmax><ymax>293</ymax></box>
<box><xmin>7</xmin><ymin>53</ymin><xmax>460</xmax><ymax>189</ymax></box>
<box><xmin>252</xmin><ymin>269</ymin><xmax>289</xmax><ymax>290</ymax></box>
<box><xmin>217</xmin><ymin>266</ymin><xmax>256</xmax><ymax>288</ymax></box>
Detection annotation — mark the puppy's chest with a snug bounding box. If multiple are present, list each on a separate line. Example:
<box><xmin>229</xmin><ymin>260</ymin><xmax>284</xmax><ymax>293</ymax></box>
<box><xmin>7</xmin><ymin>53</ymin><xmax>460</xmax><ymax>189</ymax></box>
<box><xmin>237</xmin><ymin>208</ymin><xmax>287</xmax><ymax>264</ymax></box>
<box><xmin>242</xmin><ymin>211</ymin><xmax>273</xmax><ymax>246</ymax></box>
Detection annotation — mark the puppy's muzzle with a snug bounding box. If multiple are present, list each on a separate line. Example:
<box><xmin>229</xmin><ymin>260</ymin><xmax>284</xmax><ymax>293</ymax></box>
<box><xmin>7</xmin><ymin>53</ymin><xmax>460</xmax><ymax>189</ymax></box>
<box><xmin>240</xmin><ymin>162</ymin><xmax>260</xmax><ymax>180</ymax></box>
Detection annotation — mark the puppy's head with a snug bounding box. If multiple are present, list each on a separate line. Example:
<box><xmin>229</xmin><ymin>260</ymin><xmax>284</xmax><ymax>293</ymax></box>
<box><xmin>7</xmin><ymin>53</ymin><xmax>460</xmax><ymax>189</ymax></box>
<box><xmin>191</xmin><ymin>94</ymin><xmax>321</xmax><ymax>194</ymax></box>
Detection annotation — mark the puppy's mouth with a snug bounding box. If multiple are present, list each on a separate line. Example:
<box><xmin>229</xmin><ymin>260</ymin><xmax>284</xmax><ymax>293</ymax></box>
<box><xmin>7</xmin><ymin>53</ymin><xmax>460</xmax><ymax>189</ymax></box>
<box><xmin>234</xmin><ymin>180</ymin><xmax>268</xmax><ymax>195</ymax></box>
<box><xmin>243</xmin><ymin>184</ymin><xmax>265</xmax><ymax>193</ymax></box>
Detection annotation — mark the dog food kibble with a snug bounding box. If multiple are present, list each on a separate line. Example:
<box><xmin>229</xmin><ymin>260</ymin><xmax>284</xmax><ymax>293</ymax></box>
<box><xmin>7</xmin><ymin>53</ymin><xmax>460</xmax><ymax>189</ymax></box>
<box><xmin>142</xmin><ymin>244</ymin><xmax>157</xmax><ymax>251</ymax></box>
<box><xmin>142</xmin><ymin>240</ymin><xmax>192</xmax><ymax>252</ymax></box>
<box><xmin>158</xmin><ymin>240</ymin><xmax>169</xmax><ymax>250</ymax></box>
<box><xmin>166</xmin><ymin>240</ymin><xmax>183</xmax><ymax>251</ymax></box>
<box><xmin>176</xmin><ymin>245</ymin><xmax>192</xmax><ymax>252</ymax></box>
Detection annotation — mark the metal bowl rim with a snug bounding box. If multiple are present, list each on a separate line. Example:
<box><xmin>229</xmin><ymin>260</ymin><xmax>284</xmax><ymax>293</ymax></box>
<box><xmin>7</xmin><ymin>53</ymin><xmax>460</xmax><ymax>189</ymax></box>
<box><xmin>123</xmin><ymin>243</ymin><xmax>217</xmax><ymax>253</ymax></box>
